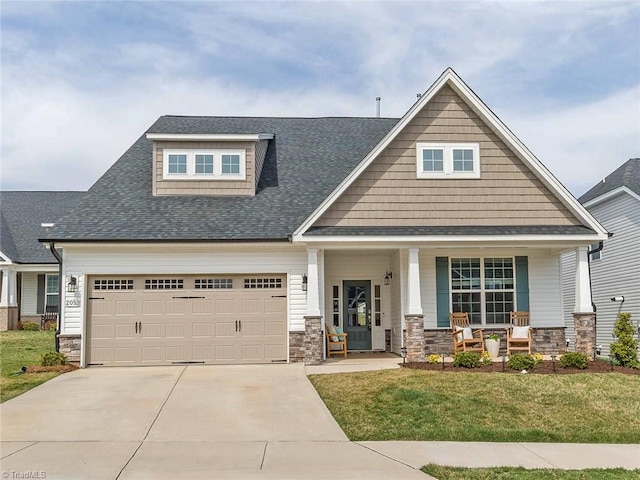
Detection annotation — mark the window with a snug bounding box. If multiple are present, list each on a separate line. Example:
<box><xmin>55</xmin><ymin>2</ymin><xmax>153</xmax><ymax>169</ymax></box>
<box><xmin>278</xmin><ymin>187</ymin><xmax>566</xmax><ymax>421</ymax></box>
<box><xmin>416</xmin><ymin>143</ymin><xmax>480</xmax><ymax>178</ymax></box>
<box><xmin>332</xmin><ymin>285</ymin><xmax>340</xmax><ymax>326</ymax></box>
<box><xmin>195</xmin><ymin>278</ymin><xmax>233</xmax><ymax>289</ymax></box>
<box><xmin>163</xmin><ymin>149</ymin><xmax>245</xmax><ymax>180</ymax></box>
<box><xmin>145</xmin><ymin>279</ymin><xmax>184</xmax><ymax>290</ymax></box>
<box><xmin>46</xmin><ymin>274</ymin><xmax>59</xmax><ymax>308</ymax></box>
<box><xmin>195</xmin><ymin>154</ymin><xmax>214</xmax><ymax>174</ymax></box>
<box><xmin>451</xmin><ymin>257</ymin><xmax>514</xmax><ymax>324</ymax></box>
<box><xmin>94</xmin><ymin>279</ymin><xmax>134</xmax><ymax>290</ymax></box>
<box><xmin>243</xmin><ymin>278</ymin><xmax>282</xmax><ymax>289</ymax></box>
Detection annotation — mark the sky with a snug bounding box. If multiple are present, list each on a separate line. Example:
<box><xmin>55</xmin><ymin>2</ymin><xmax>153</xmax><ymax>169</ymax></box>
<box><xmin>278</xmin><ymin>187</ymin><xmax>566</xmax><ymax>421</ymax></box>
<box><xmin>1</xmin><ymin>1</ymin><xmax>639</xmax><ymax>197</ymax></box>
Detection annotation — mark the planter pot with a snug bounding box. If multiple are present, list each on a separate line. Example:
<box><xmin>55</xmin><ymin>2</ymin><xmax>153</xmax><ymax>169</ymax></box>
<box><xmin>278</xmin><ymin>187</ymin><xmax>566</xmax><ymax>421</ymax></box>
<box><xmin>486</xmin><ymin>339</ymin><xmax>500</xmax><ymax>358</ymax></box>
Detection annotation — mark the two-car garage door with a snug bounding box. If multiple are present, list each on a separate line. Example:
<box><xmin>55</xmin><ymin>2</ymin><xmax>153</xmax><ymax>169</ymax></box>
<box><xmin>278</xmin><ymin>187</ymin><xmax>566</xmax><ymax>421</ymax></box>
<box><xmin>86</xmin><ymin>275</ymin><xmax>287</xmax><ymax>366</ymax></box>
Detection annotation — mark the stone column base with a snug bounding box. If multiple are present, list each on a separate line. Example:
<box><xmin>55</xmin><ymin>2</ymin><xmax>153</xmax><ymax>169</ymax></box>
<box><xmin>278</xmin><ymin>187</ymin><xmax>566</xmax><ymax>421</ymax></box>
<box><xmin>573</xmin><ymin>312</ymin><xmax>596</xmax><ymax>357</ymax></box>
<box><xmin>289</xmin><ymin>331</ymin><xmax>305</xmax><ymax>363</ymax></box>
<box><xmin>0</xmin><ymin>306</ymin><xmax>19</xmax><ymax>331</ymax></box>
<box><xmin>58</xmin><ymin>334</ymin><xmax>81</xmax><ymax>365</ymax></box>
<box><xmin>405</xmin><ymin>314</ymin><xmax>426</xmax><ymax>362</ymax></box>
<box><xmin>304</xmin><ymin>316</ymin><xmax>323</xmax><ymax>365</ymax></box>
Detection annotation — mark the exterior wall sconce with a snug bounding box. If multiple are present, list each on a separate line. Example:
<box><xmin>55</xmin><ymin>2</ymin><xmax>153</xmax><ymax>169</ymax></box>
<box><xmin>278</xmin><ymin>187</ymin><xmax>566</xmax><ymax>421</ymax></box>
<box><xmin>67</xmin><ymin>275</ymin><xmax>77</xmax><ymax>293</ymax></box>
<box><xmin>302</xmin><ymin>274</ymin><xmax>308</xmax><ymax>292</ymax></box>
<box><xmin>384</xmin><ymin>271</ymin><xmax>393</xmax><ymax>285</ymax></box>
<box><xmin>400</xmin><ymin>346</ymin><xmax>407</xmax><ymax>366</ymax></box>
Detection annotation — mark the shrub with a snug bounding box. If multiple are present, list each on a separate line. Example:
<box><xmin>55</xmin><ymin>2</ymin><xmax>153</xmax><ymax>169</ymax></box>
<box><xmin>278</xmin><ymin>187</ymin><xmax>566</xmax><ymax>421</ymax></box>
<box><xmin>49</xmin><ymin>322</ymin><xmax>57</xmax><ymax>331</ymax></box>
<box><xmin>41</xmin><ymin>351</ymin><xmax>67</xmax><ymax>366</ymax></box>
<box><xmin>21</xmin><ymin>322</ymin><xmax>40</xmax><ymax>331</ymax></box>
<box><xmin>508</xmin><ymin>353</ymin><xmax>536</xmax><ymax>371</ymax></box>
<box><xmin>453</xmin><ymin>352</ymin><xmax>481</xmax><ymax>368</ymax></box>
<box><xmin>532</xmin><ymin>353</ymin><xmax>544</xmax><ymax>365</ymax></box>
<box><xmin>426</xmin><ymin>354</ymin><xmax>440</xmax><ymax>365</ymax></box>
<box><xmin>610</xmin><ymin>312</ymin><xmax>639</xmax><ymax>368</ymax></box>
<box><xmin>560</xmin><ymin>352</ymin><xmax>589</xmax><ymax>369</ymax></box>
<box><xmin>480</xmin><ymin>351</ymin><xmax>492</xmax><ymax>366</ymax></box>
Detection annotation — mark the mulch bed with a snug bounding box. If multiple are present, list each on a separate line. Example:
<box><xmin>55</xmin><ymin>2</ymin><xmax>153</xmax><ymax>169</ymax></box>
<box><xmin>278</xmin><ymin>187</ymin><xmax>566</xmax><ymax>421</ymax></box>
<box><xmin>404</xmin><ymin>360</ymin><xmax>640</xmax><ymax>375</ymax></box>
<box><xmin>22</xmin><ymin>364</ymin><xmax>79</xmax><ymax>374</ymax></box>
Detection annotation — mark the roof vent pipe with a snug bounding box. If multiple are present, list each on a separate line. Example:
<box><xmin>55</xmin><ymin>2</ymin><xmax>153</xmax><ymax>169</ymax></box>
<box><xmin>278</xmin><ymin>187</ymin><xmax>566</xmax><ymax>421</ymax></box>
<box><xmin>376</xmin><ymin>97</ymin><xmax>381</xmax><ymax>118</ymax></box>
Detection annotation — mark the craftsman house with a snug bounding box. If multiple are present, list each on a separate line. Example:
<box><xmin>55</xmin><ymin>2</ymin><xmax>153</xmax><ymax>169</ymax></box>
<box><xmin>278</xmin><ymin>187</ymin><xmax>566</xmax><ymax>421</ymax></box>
<box><xmin>1</xmin><ymin>192</ymin><xmax>84</xmax><ymax>330</ymax></box>
<box><xmin>39</xmin><ymin>68</ymin><xmax>607</xmax><ymax>366</ymax></box>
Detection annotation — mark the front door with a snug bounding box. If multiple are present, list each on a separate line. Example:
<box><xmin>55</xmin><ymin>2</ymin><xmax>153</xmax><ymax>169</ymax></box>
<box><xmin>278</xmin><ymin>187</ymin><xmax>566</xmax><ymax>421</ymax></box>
<box><xmin>343</xmin><ymin>280</ymin><xmax>371</xmax><ymax>350</ymax></box>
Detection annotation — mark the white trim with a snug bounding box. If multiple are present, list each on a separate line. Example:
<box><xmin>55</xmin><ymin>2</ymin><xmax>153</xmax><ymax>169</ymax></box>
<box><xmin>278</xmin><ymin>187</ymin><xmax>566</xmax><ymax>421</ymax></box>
<box><xmin>406</xmin><ymin>248</ymin><xmax>422</xmax><ymax>315</ymax></box>
<box><xmin>582</xmin><ymin>186</ymin><xmax>640</xmax><ymax>208</ymax></box>
<box><xmin>416</xmin><ymin>142</ymin><xmax>480</xmax><ymax>179</ymax></box>
<box><xmin>146</xmin><ymin>133</ymin><xmax>274</xmax><ymax>141</ymax></box>
<box><xmin>162</xmin><ymin>148</ymin><xmax>246</xmax><ymax>181</ymax></box>
<box><xmin>299</xmin><ymin>233</ymin><xmax>608</xmax><ymax>244</ymax></box>
<box><xmin>292</xmin><ymin>68</ymin><xmax>608</xmax><ymax>241</ymax></box>
<box><xmin>0</xmin><ymin>251</ymin><xmax>13</xmax><ymax>264</ymax></box>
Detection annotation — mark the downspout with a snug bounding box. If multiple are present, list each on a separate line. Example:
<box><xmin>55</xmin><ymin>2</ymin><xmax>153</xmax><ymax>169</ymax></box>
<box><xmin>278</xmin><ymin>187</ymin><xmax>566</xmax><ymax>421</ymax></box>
<box><xmin>48</xmin><ymin>242</ymin><xmax>63</xmax><ymax>352</ymax></box>
<box><xmin>586</xmin><ymin>239</ymin><xmax>607</xmax><ymax>352</ymax></box>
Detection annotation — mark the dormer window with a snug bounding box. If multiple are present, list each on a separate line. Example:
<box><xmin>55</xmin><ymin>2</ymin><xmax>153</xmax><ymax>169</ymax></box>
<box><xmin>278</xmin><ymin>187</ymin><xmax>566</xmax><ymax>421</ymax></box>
<box><xmin>416</xmin><ymin>142</ymin><xmax>480</xmax><ymax>179</ymax></box>
<box><xmin>163</xmin><ymin>149</ymin><xmax>246</xmax><ymax>180</ymax></box>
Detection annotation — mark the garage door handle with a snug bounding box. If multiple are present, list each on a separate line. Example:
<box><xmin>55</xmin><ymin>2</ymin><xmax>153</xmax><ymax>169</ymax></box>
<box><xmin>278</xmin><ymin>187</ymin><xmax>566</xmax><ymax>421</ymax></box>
<box><xmin>135</xmin><ymin>322</ymin><xmax>138</xmax><ymax>334</ymax></box>
<box><xmin>235</xmin><ymin>320</ymin><xmax>242</xmax><ymax>332</ymax></box>
<box><xmin>271</xmin><ymin>295</ymin><xmax>286</xmax><ymax>298</ymax></box>
<box><xmin>172</xmin><ymin>296</ymin><xmax>205</xmax><ymax>299</ymax></box>
<box><xmin>89</xmin><ymin>297</ymin><xmax>105</xmax><ymax>300</ymax></box>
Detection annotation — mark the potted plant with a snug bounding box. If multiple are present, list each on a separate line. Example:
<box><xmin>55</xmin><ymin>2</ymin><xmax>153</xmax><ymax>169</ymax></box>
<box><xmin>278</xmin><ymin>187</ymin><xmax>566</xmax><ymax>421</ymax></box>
<box><xmin>484</xmin><ymin>332</ymin><xmax>501</xmax><ymax>358</ymax></box>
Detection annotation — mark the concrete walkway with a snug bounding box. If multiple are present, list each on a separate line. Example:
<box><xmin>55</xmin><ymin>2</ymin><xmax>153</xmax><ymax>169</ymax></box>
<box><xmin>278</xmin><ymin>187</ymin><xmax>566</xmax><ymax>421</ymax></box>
<box><xmin>1</xmin><ymin>360</ymin><xmax>638</xmax><ymax>479</ymax></box>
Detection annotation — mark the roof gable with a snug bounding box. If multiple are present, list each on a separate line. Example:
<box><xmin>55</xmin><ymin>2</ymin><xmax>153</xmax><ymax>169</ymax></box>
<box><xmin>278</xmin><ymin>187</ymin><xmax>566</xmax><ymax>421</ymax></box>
<box><xmin>294</xmin><ymin>68</ymin><xmax>608</xmax><ymax>239</ymax></box>
<box><xmin>580</xmin><ymin>158</ymin><xmax>640</xmax><ymax>206</ymax></box>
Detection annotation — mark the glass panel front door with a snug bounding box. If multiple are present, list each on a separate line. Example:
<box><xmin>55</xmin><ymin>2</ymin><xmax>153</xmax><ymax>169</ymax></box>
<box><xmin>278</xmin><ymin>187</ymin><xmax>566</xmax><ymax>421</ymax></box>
<box><xmin>343</xmin><ymin>280</ymin><xmax>372</xmax><ymax>350</ymax></box>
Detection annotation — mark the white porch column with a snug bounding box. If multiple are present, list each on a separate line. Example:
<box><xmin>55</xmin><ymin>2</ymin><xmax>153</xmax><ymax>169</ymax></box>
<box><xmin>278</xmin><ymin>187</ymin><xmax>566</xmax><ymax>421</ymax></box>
<box><xmin>306</xmin><ymin>248</ymin><xmax>321</xmax><ymax>317</ymax></box>
<box><xmin>407</xmin><ymin>248</ymin><xmax>423</xmax><ymax>315</ymax></box>
<box><xmin>0</xmin><ymin>268</ymin><xmax>17</xmax><ymax>307</ymax></box>
<box><xmin>574</xmin><ymin>246</ymin><xmax>593</xmax><ymax>313</ymax></box>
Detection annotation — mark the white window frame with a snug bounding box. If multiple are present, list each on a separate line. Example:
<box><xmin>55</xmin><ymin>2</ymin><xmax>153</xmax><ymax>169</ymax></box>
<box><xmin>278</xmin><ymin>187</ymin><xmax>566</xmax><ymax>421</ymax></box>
<box><xmin>416</xmin><ymin>142</ymin><xmax>480</xmax><ymax>179</ymax></box>
<box><xmin>450</xmin><ymin>257</ymin><xmax>515</xmax><ymax>325</ymax></box>
<box><xmin>45</xmin><ymin>274</ymin><xmax>59</xmax><ymax>308</ymax></box>
<box><xmin>162</xmin><ymin>149</ymin><xmax>246</xmax><ymax>180</ymax></box>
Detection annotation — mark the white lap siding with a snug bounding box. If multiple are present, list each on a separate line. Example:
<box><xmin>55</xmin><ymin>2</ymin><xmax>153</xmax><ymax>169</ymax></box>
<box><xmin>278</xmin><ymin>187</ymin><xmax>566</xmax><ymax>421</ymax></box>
<box><xmin>59</xmin><ymin>244</ymin><xmax>308</xmax><ymax>336</ymax></box>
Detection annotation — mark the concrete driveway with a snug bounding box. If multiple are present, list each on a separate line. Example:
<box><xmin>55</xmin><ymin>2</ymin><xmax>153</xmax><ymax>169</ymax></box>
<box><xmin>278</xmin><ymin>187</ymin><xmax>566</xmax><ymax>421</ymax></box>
<box><xmin>0</xmin><ymin>364</ymin><xmax>426</xmax><ymax>479</ymax></box>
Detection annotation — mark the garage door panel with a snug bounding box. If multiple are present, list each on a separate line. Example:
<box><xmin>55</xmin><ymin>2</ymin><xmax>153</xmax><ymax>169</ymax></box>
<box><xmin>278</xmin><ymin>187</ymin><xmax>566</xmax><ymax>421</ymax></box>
<box><xmin>142</xmin><ymin>300</ymin><xmax>164</xmax><ymax>315</ymax></box>
<box><xmin>88</xmin><ymin>274</ymin><xmax>287</xmax><ymax>366</ymax></box>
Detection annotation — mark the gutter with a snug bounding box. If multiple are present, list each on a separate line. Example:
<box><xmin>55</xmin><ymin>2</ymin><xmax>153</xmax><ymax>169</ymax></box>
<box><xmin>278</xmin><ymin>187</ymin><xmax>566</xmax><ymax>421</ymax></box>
<box><xmin>48</xmin><ymin>242</ymin><xmax>63</xmax><ymax>352</ymax></box>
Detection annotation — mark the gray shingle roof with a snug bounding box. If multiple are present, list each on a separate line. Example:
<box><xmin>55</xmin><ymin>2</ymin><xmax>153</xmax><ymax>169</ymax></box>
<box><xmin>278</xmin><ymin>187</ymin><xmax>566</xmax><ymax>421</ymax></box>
<box><xmin>0</xmin><ymin>191</ymin><xmax>85</xmax><ymax>263</ymax></box>
<box><xmin>579</xmin><ymin>158</ymin><xmax>640</xmax><ymax>204</ymax></box>
<box><xmin>43</xmin><ymin>116</ymin><xmax>400</xmax><ymax>241</ymax></box>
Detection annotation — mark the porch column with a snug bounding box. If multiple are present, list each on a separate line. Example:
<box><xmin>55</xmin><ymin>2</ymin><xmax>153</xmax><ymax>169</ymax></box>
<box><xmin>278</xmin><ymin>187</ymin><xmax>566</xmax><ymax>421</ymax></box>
<box><xmin>0</xmin><ymin>268</ymin><xmax>18</xmax><ymax>331</ymax></box>
<box><xmin>304</xmin><ymin>248</ymin><xmax>323</xmax><ymax>365</ymax></box>
<box><xmin>573</xmin><ymin>246</ymin><xmax>595</xmax><ymax>356</ymax></box>
<box><xmin>405</xmin><ymin>248</ymin><xmax>425</xmax><ymax>362</ymax></box>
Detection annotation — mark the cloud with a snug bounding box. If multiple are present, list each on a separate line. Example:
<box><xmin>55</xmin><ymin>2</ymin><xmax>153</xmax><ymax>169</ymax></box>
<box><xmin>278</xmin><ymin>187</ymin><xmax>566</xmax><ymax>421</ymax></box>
<box><xmin>1</xmin><ymin>1</ymin><xmax>639</xmax><ymax>195</ymax></box>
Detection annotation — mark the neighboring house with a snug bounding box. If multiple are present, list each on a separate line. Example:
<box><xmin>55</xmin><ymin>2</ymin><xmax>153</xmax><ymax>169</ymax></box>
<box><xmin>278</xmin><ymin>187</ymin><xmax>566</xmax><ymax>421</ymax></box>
<box><xmin>40</xmin><ymin>68</ymin><xmax>607</xmax><ymax>366</ymax></box>
<box><xmin>562</xmin><ymin>159</ymin><xmax>640</xmax><ymax>356</ymax></box>
<box><xmin>0</xmin><ymin>191</ymin><xmax>84</xmax><ymax>330</ymax></box>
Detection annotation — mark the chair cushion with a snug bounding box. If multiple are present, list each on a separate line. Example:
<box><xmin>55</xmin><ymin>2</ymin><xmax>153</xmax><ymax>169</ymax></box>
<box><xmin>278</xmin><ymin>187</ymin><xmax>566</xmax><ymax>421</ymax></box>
<box><xmin>462</xmin><ymin>327</ymin><xmax>473</xmax><ymax>340</ymax></box>
<box><xmin>335</xmin><ymin>326</ymin><xmax>345</xmax><ymax>340</ymax></box>
<box><xmin>328</xmin><ymin>325</ymin><xmax>338</xmax><ymax>341</ymax></box>
<box><xmin>512</xmin><ymin>326</ymin><xmax>530</xmax><ymax>339</ymax></box>
<box><xmin>454</xmin><ymin>325</ymin><xmax>463</xmax><ymax>342</ymax></box>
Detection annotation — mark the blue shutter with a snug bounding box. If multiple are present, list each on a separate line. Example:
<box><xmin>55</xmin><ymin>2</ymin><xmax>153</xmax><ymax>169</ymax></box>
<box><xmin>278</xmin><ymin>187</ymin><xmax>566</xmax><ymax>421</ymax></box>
<box><xmin>436</xmin><ymin>257</ymin><xmax>450</xmax><ymax>327</ymax></box>
<box><xmin>515</xmin><ymin>256</ymin><xmax>530</xmax><ymax>312</ymax></box>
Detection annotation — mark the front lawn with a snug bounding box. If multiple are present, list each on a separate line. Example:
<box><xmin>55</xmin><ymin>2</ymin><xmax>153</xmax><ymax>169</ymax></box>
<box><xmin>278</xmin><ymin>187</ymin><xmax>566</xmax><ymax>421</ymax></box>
<box><xmin>421</xmin><ymin>465</ymin><xmax>640</xmax><ymax>480</ymax></box>
<box><xmin>308</xmin><ymin>369</ymin><xmax>640</xmax><ymax>443</ymax></box>
<box><xmin>0</xmin><ymin>330</ymin><xmax>60</xmax><ymax>403</ymax></box>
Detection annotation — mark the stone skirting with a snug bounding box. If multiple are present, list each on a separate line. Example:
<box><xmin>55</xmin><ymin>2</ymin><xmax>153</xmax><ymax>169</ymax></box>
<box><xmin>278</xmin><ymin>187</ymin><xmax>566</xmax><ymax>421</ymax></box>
<box><xmin>423</xmin><ymin>327</ymin><xmax>567</xmax><ymax>357</ymax></box>
<box><xmin>303</xmin><ymin>316</ymin><xmax>323</xmax><ymax>365</ymax></box>
<box><xmin>573</xmin><ymin>312</ymin><xmax>596</xmax><ymax>356</ymax></box>
<box><xmin>289</xmin><ymin>331</ymin><xmax>305</xmax><ymax>363</ymax></box>
<box><xmin>405</xmin><ymin>315</ymin><xmax>426</xmax><ymax>362</ymax></box>
<box><xmin>0</xmin><ymin>306</ymin><xmax>19</xmax><ymax>331</ymax></box>
<box><xmin>58</xmin><ymin>334</ymin><xmax>81</xmax><ymax>365</ymax></box>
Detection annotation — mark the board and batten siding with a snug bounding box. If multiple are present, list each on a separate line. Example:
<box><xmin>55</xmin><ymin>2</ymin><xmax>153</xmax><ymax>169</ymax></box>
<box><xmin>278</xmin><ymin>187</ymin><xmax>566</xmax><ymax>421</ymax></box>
<box><xmin>60</xmin><ymin>245</ymin><xmax>308</xmax><ymax>336</ymax></box>
<box><xmin>153</xmin><ymin>140</ymin><xmax>257</xmax><ymax>196</ymax></box>
<box><xmin>564</xmin><ymin>193</ymin><xmax>640</xmax><ymax>356</ymax></box>
<box><xmin>314</xmin><ymin>85</ymin><xmax>581</xmax><ymax>228</ymax></box>
<box><xmin>419</xmin><ymin>249</ymin><xmax>564</xmax><ymax>329</ymax></box>
<box><xmin>20</xmin><ymin>272</ymin><xmax>38</xmax><ymax>316</ymax></box>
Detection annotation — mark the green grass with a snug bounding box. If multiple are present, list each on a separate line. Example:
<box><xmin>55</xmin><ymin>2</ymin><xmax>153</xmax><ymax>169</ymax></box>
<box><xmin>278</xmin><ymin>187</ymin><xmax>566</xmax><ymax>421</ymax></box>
<box><xmin>308</xmin><ymin>369</ymin><xmax>640</xmax><ymax>443</ymax></box>
<box><xmin>421</xmin><ymin>465</ymin><xmax>640</xmax><ymax>480</ymax></box>
<box><xmin>0</xmin><ymin>330</ymin><xmax>60</xmax><ymax>403</ymax></box>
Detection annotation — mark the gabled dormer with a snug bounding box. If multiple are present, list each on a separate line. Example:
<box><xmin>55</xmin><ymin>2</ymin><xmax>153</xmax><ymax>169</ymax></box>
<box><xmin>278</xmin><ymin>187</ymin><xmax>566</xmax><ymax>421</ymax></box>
<box><xmin>145</xmin><ymin>132</ymin><xmax>274</xmax><ymax>196</ymax></box>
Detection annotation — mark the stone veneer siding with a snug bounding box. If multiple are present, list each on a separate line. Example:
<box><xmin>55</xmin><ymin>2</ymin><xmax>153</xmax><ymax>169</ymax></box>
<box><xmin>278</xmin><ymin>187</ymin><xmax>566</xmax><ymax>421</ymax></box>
<box><xmin>573</xmin><ymin>313</ymin><xmax>596</xmax><ymax>356</ymax></box>
<box><xmin>424</xmin><ymin>327</ymin><xmax>567</xmax><ymax>357</ymax></box>
<box><xmin>0</xmin><ymin>307</ymin><xmax>19</xmax><ymax>331</ymax></box>
<box><xmin>58</xmin><ymin>334</ymin><xmax>81</xmax><ymax>365</ymax></box>
<box><xmin>303</xmin><ymin>316</ymin><xmax>323</xmax><ymax>365</ymax></box>
<box><xmin>405</xmin><ymin>315</ymin><xmax>426</xmax><ymax>362</ymax></box>
<box><xmin>289</xmin><ymin>331</ymin><xmax>305</xmax><ymax>363</ymax></box>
